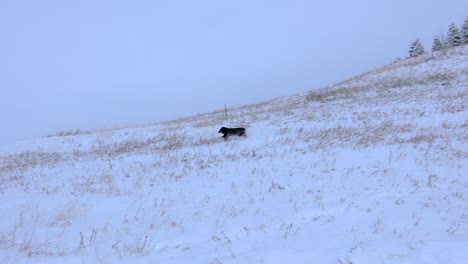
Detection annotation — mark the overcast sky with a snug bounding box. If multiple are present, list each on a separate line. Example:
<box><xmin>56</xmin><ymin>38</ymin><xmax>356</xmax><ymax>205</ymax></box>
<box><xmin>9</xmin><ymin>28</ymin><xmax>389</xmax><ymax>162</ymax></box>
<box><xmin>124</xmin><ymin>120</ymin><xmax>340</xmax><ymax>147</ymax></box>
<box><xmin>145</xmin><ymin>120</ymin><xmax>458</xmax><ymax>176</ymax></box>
<box><xmin>1</xmin><ymin>0</ymin><xmax>467</xmax><ymax>144</ymax></box>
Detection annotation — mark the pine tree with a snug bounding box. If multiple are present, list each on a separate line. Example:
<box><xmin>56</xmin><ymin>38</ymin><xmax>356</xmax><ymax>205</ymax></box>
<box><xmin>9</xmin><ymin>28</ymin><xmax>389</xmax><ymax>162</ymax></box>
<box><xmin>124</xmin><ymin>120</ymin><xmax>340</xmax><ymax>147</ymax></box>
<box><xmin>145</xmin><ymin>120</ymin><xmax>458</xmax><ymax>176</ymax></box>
<box><xmin>409</xmin><ymin>41</ymin><xmax>415</xmax><ymax>57</ymax></box>
<box><xmin>446</xmin><ymin>23</ymin><xmax>461</xmax><ymax>47</ymax></box>
<box><xmin>461</xmin><ymin>19</ymin><xmax>468</xmax><ymax>44</ymax></box>
<box><xmin>409</xmin><ymin>39</ymin><xmax>424</xmax><ymax>57</ymax></box>
<box><xmin>414</xmin><ymin>39</ymin><xmax>425</xmax><ymax>56</ymax></box>
<box><xmin>432</xmin><ymin>37</ymin><xmax>444</xmax><ymax>52</ymax></box>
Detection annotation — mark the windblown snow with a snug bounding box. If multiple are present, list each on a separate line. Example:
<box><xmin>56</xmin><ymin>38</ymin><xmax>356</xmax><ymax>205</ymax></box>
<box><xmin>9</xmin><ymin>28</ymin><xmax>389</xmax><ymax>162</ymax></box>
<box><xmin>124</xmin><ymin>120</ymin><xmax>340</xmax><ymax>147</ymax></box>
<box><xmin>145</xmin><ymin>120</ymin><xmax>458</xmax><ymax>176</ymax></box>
<box><xmin>1</xmin><ymin>46</ymin><xmax>467</xmax><ymax>263</ymax></box>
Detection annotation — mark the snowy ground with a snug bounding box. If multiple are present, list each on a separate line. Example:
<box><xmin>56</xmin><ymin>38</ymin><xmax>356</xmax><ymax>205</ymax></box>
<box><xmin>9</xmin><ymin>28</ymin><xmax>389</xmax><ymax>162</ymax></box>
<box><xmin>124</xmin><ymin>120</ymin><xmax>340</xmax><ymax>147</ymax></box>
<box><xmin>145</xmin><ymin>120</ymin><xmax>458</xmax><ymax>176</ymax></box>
<box><xmin>1</xmin><ymin>46</ymin><xmax>467</xmax><ymax>263</ymax></box>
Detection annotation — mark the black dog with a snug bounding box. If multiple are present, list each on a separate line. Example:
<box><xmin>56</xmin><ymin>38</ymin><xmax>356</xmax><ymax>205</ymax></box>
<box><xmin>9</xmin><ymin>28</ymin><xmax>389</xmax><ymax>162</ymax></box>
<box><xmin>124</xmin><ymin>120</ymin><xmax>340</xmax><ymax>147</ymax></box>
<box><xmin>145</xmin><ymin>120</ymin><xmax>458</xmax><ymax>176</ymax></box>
<box><xmin>218</xmin><ymin>127</ymin><xmax>246</xmax><ymax>140</ymax></box>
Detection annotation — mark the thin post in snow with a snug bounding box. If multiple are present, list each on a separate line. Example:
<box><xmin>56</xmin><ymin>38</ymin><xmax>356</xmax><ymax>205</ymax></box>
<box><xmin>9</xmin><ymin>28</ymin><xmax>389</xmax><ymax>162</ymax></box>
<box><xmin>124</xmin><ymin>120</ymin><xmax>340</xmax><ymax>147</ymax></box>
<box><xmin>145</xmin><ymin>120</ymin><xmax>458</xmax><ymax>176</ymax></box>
<box><xmin>224</xmin><ymin>104</ymin><xmax>228</xmax><ymax>123</ymax></box>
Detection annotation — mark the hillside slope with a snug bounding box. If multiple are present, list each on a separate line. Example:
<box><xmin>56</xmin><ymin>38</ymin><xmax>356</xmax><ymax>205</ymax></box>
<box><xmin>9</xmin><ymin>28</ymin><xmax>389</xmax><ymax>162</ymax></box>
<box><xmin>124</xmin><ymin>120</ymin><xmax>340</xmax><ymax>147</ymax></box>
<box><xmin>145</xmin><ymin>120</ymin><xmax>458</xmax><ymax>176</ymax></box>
<box><xmin>1</xmin><ymin>46</ymin><xmax>467</xmax><ymax>263</ymax></box>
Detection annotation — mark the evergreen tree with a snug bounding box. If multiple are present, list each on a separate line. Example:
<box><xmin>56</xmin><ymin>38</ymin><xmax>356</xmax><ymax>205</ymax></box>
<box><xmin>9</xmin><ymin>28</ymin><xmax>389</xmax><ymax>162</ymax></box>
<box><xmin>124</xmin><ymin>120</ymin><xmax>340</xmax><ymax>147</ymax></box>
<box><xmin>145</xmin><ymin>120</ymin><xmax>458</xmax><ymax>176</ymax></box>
<box><xmin>432</xmin><ymin>37</ymin><xmax>444</xmax><ymax>52</ymax></box>
<box><xmin>446</xmin><ymin>23</ymin><xmax>461</xmax><ymax>47</ymax></box>
<box><xmin>461</xmin><ymin>19</ymin><xmax>468</xmax><ymax>44</ymax></box>
<box><xmin>409</xmin><ymin>39</ymin><xmax>425</xmax><ymax>57</ymax></box>
<box><xmin>414</xmin><ymin>39</ymin><xmax>425</xmax><ymax>56</ymax></box>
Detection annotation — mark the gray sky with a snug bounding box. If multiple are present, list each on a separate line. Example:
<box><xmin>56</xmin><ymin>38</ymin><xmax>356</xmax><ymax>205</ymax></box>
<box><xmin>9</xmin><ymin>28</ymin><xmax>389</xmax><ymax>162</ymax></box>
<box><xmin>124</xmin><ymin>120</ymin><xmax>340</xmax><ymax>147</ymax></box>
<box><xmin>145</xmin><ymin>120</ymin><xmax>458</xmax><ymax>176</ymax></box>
<box><xmin>1</xmin><ymin>0</ymin><xmax>467</xmax><ymax>144</ymax></box>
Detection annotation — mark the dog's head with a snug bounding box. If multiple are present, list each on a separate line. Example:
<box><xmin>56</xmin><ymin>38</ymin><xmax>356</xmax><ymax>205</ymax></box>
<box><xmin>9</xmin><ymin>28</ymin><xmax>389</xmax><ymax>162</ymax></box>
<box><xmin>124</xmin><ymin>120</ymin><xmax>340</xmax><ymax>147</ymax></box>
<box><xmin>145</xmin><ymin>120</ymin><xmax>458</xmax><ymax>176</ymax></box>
<box><xmin>218</xmin><ymin>127</ymin><xmax>228</xmax><ymax>134</ymax></box>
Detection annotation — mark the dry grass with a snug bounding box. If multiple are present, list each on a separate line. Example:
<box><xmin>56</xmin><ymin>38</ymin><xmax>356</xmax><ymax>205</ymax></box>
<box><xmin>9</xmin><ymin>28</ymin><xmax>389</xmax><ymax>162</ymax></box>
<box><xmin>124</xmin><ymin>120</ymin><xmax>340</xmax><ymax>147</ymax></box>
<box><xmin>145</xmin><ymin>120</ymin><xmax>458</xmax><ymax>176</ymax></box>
<box><xmin>47</xmin><ymin>129</ymin><xmax>94</xmax><ymax>138</ymax></box>
<box><xmin>2</xmin><ymin>75</ymin><xmax>466</xmax><ymax>193</ymax></box>
<box><xmin>0</xmin><ymin>44</ymin><xmax>467</xmax><ymax>263</ymax></box>
<box><xmin>306</xmin><ymin>72</ymin><xmax>457</xmax><ymax>103</ymax></box>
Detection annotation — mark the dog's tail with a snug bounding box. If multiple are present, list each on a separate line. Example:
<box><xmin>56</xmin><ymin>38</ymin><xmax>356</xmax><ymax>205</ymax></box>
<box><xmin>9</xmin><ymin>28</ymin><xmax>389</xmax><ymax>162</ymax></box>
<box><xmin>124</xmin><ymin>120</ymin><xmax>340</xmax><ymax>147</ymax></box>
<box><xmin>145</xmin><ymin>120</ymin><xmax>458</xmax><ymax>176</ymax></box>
<box><xmin>241</xmin><ymin>129</ymin><xmax>247</xmax><ymax>137</ymax></box>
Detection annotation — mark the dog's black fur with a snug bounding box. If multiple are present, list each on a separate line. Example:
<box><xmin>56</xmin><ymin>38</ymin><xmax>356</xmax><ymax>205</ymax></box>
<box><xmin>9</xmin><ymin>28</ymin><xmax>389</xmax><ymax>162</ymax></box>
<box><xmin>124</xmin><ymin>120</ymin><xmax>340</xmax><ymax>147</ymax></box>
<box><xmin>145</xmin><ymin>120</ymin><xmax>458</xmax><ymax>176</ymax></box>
<box><xmin>218</xmin><ymin>127</ymin><xmax>246</xmax><ymax>140</ymax></box>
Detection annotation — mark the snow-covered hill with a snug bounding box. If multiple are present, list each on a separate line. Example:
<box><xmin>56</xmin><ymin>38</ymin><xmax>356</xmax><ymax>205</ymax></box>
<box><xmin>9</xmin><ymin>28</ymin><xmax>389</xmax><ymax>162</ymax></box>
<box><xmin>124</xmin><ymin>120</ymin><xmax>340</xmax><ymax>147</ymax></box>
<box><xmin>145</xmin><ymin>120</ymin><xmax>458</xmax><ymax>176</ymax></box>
<box><xmin>1</xmin><ymin>46</ymin><xmax>467</xmax><ymax>263</ymax></box>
